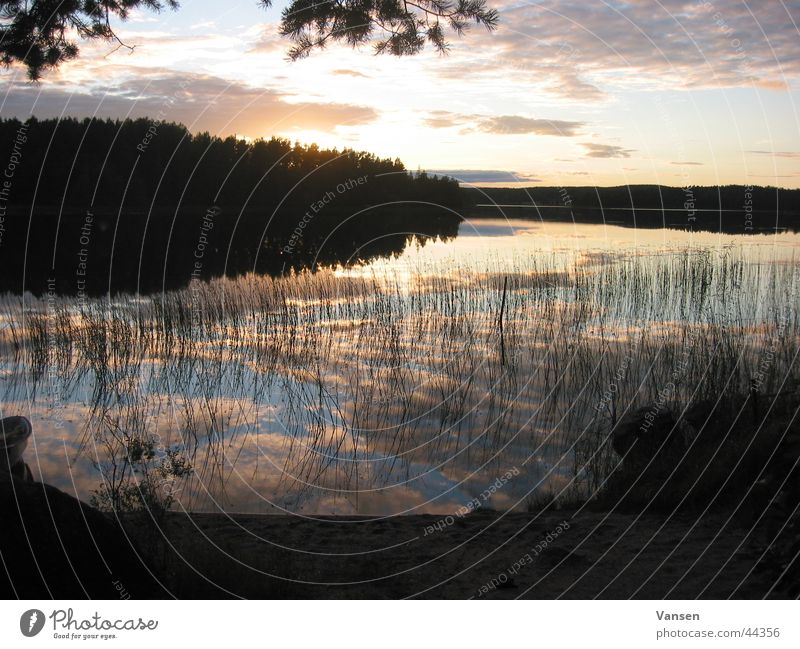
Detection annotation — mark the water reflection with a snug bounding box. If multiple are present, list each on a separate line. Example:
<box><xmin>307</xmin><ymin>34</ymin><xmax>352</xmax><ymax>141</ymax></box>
<box><xmin>2</xmin><ymin>220</ymin><xmax>798</xmax><ymax>515</ymax></box>
<box><xmin>336</xmin><ymin>219</ymin><xmax>800</xmax><ymax>288</ymax></box>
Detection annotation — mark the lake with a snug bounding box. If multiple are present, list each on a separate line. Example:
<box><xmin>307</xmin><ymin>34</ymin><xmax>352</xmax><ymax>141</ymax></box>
<box><xmin>2</xmin><ymin>217</ymin><xmax>798</xmax><ymax>516</ymax></box>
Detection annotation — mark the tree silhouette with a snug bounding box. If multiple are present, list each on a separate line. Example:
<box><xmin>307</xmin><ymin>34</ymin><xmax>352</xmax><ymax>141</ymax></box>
<box><xmin>274</xmin><ymin>0</ymin><xmax>499</xmax><ymax>59</ymax></box>
<box><xmin>0</xmin><ymin>1</ymin><xmax>178</xmax><ymax>80</ymax></box>
<box><xmin>1</xmin><ymin>0</ymin><xmax>498</xmax><ymax>79</ymax></box>
<box><xmin>0</xmin><ymin>116</ymin><xmax>464</xmax><ymax>295</ymax></box>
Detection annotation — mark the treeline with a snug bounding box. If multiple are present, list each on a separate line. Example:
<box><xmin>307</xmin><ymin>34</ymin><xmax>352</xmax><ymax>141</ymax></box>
<box><xmin>464</xmin><ymin>185</ymin><xmax>800</xmax><ymax>211</ymax></box>
<box><xmin>464</xmin><ymin>184</ymin><xmax>800</xmax><ymax>232</ymax></box>
<box><xmin>0</xmin><ymin>117</ymin><xmax>462</xmax><ymax>295</ymax></box>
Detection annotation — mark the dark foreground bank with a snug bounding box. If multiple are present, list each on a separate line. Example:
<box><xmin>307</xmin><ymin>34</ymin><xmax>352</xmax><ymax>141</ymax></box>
<box><xmin>2</xmin><ymin>389</ymin><xmax>798</xmax><ymax>599</ymax></box>
<box><xmin>2</xmin><ymin>472</ymin><xmax>797</xmax><ymax>599</ymax></box>
<box><xmin>121</xmin><ymin>507</ymin><xmax>787</xmax><ymax>599</ymax></box>
<box><xmin>0</xmin><ymin>487</ymin><xmax>789</xmax><ymax>599</ymax></box>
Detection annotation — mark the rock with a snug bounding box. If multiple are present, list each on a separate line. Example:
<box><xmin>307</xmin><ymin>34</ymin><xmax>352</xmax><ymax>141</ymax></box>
<box><xmin>611</xmin><ymin>399</ymin><xmax>732</xmax><ymax>468</ymax></box>
<box><xmin>604</xmin><ymin>393</ymin><xmax>797</xmax><ymax>513</ymax></box>
<box><xmin>1</xmin><ymin>416</ymin><xmax>32</xmax><ymax>471</ymax></box>
<box><xmin>0</xmin><ymin>471</ymin><xmax>169</xmax><ymax>599</ymax></box>
<box><xmin>604</xmin><ymin>399</ymin><xmax>738</xmax><ymax>511</ymax></box>
<box><xmin>611</xmin><ymin>407</ymin><xmax>685</xmax><ymax>464</ymax></box>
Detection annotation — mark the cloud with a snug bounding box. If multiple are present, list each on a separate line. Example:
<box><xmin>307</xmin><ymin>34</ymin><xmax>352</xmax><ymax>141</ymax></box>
<box><xmin>245</xmin><ymin>24</ymin><xmax>285</xmax><ymax>54</ymax></box>
<box><xmin>545</xmin><ymin>70</ymin><xmax>606</xmax><ymax>101</ymax></box>
<box><xmin>478</xmin><ymin>115</ymin><xmax>584</xmax><ymax>136</ymax></box>
<box><xmin>671</xmin><ymin>161</ymin><xmax>704</xmax><ymax>166</ymax></box>
<box><xmin>424</xmin><ymin>116</ymin><xmax>459</xmax><ymax>128</ymax></box>
<box><xmin>582</xmin><ymin>143</ymin><xmax>636</xmax><ymax>158</ymax></box>
<box><xmin>422</xmin><ymin>111</ymin><xmax>463</xmax><ymax>129</ymax></box>
<box><xmin>747</xmin><ymin>173</ymin><xmax>800</xmax><ymax>178</ymax></box>
<box><xmin>0</xmin><ymin>70</ymin><xmax>379</xmax><ymax>137</ymax></box>
<box><xmin>331</xmin><ymin>69</ymin><xmax>371</xmax><ymax>78</ymax></box>
<box><xmin>435</xmin><ymin>1</ymin><xmax>800</xmax><ymax>97</ymax></box>
<box><xmin>425</xmin><ymin>170</ymin><xmax>541</xmax><ymax>184</ymax></box>
<box><xmin>422</xmin><ymin>111</ymin><xmax>583</xmax><ymax>136</ymax></box>
<box><xmin>747</xmin><ymin>150</ymin><xmax>800</xmax><ymax>159</ymax></box>
<box><xmin>126</xmin><ymin>9</ymin><xmax>161</xmax><ymax>24</ymax></box>
<box><xmin>190</xmin><ymin>21</ymin><xmax>218</xmax><ymax>31</ymax></box>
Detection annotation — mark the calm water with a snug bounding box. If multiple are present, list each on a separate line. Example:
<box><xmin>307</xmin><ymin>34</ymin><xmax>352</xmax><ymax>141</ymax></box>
<box><xmin>2</xmin><ymin>218</ymin><xmax>798</xmax><ymax>516</ymax></box>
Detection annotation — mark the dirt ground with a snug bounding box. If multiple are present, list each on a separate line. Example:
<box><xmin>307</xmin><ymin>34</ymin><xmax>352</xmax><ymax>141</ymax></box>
<box><xmin>130</xmin><ymin>507</ymin><xmax>782</xmax><ymax>599</ymax></box>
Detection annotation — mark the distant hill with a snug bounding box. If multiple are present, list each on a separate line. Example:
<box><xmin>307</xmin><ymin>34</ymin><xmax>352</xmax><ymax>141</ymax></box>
<box><xmin>461</xmin><ymin>185</ymin><xmax>800</xmax><ymax>233</ymax></box>
<box><xmin>462</xmin><ymin>184</ymin><xmax>800</xmax><ymax>211</ymax></box>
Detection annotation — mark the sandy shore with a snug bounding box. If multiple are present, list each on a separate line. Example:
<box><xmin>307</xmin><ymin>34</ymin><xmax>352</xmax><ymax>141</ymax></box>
<box><xmin>131</xmin><ymin>507</ymin><xmax>778</xmax><ymax>599</ymax></box>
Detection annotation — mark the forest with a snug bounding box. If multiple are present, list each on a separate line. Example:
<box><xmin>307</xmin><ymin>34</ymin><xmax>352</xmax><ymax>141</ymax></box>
<box><xmin>0</xmin><ymin>117</ymin><xmax>462</xmax><ymax>295</ymax></box>
<box><xmin>465</xmin><ymin>184</ymin><xmax>800</xmax><ymax>232</ymax></box>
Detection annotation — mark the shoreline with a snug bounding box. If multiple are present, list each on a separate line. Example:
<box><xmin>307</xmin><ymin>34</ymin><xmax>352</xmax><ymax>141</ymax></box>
<box><xmin>123</xmin><ymin>506</ymin><xmax>780</xmax><ymax>599</ymax></box>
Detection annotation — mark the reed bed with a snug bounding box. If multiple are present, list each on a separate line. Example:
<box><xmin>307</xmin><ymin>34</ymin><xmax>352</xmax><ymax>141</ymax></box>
<box><xmin>0</xmin><ymin>244</ymin><xmax>797</xmax><ymax>514</ymax></box>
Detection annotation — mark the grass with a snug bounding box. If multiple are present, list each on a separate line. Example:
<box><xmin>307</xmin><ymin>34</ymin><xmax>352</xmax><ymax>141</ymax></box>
<box><xmin>0</xmin><ymin>243</ymin><xmax>798</xmax><ymax>515</ymax></box>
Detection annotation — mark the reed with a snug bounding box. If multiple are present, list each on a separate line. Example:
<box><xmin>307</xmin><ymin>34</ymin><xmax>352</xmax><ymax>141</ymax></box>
<box><xmin>0</xmin><ymin>243</ymin><xmax>796</xmax><ymax>513</ymax></box>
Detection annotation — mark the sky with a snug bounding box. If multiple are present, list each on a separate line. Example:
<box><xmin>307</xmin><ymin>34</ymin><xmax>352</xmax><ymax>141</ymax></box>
<box><xmin>2</xmin><ymin>0</ymin><xmax>800</xmax><ymax>187</ymax></box>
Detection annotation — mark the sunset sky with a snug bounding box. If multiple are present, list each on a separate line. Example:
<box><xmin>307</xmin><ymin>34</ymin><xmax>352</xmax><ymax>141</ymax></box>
<box><xmin>2</xmin><ymin>0</ymin><xmax>799</xmax><ymax>187</ymax></box>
